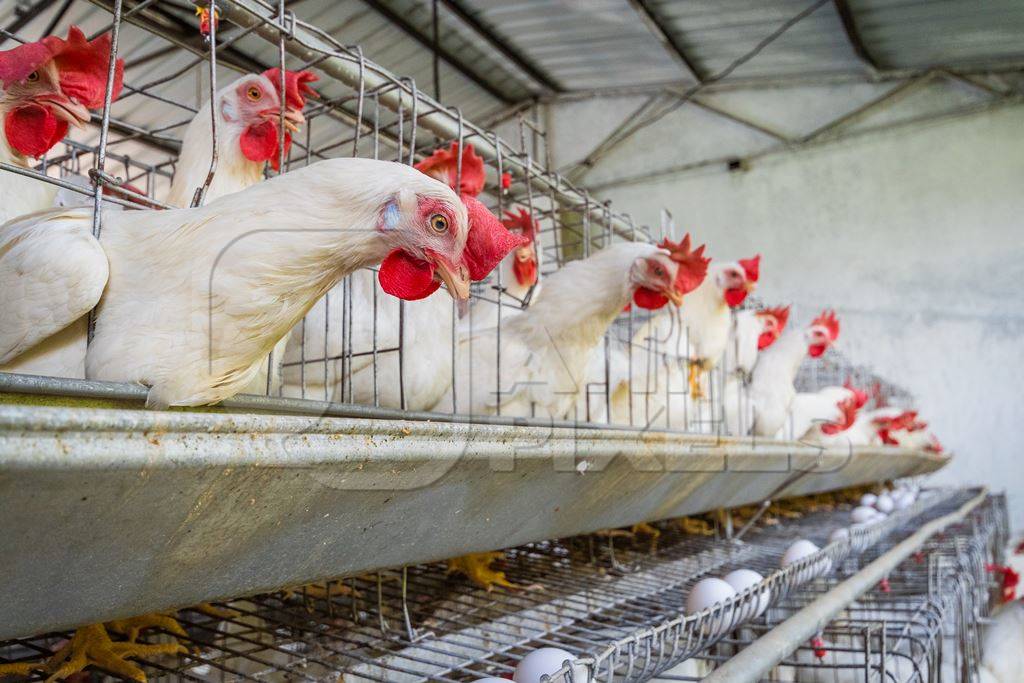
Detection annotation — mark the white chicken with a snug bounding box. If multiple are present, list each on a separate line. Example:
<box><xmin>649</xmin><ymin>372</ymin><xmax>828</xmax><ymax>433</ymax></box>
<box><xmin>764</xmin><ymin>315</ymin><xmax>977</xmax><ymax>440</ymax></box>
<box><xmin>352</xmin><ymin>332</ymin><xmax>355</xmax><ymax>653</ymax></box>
<box><xmin>3</xmin><ymin>158</ymin><xmax>523</xmax><ymax>407</ymax></box>
<box><xmin>783</xmin><ymin>381</ymin><xmax>867</xmax><ymax>442</ymax></box>
<box><xmin>749</xmin><ymin>310</ymin><xmax>840</xmax><ymax>437</ymax></box>
<box><xmin>164</xmin><ymin>67</ymin><xmax>316</xmax><ymax>207</ymax></box>
<box><xmin>978</xmin><ymin>598</ymin><xmax>1024</xmax><ymax>682</ymax></box>
<box><xmin>678</xmin><ymin>254</ymin><xmax>760</xmax><ymax>398</ymax></box>
<box><xmin>723</xmin><ymin>306</ymin><xmax>790</xmax><ymax>435</ymax></box>
<box><xmin>0</xmin><ymin>66</ymin><xmax>317</xmax><ymax>381</ymax></box>
<box><xmin>163</xmin><ymin>67</ymin><xmax>315</xmax><ymax>395</ymax></box>
<box><xmin>433</xmin><ymin>234</ymin><xmax>709</xmax><ymax>419</ymax></box>
<box><xmin>0</xmin><ymin>27</ymin><xmax>120</xmax><ymax>223</ymax></box>
<box><xmin>281</xmin><ymin>142</ymin><xmax>530</xmax><ymax>411</ymax></box>
<box><xmin>0</xmin><ymin>28</ymin><xmax>122</xmax><ymax>376</ymax></box>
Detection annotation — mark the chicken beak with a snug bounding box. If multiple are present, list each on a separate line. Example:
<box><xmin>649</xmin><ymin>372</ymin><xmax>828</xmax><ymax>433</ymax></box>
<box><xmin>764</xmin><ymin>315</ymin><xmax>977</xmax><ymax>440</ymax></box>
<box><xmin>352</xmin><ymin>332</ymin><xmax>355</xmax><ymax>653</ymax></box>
<box><xmin>261</xmin><ymin>108</ymin><xmax>305</xmax><ymax>133</ymax></box>
<box><xmin>745</xmin><ymin>280</ymin><xmax>756</xmax><ymax>292</ymax></box>
<box><xmin>666</xmin><ymin>288</ymin><xmax>684</xmax><ymax>307</ymax></box>
<box><xmin>435</xmin><ymin>261</ymin><xmax>471</xmax><ymax>301</ymax></box>
<box><xmin>283</xmin><ymin>108</ymin><xmax>305</xmax><ymax>133</ymax></box>
<box><xmin>36</xmin><ymin>94</ymin><xmax>90</xmax><ymax>129</ymax></box>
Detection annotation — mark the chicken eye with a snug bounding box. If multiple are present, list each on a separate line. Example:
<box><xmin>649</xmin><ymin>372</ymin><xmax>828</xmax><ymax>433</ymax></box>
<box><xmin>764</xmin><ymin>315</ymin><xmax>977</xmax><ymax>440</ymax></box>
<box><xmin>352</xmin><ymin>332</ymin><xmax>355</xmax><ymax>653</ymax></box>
<box><xmin>246</xmin><ymin>86</ymin><xmax>262</xmax><ymax>101</ymax></box>
<box><xmin>652</xmin><ymin>266</ymin><xmax>664</xmax><ymax>277</ymax></box>
<box><xmin>26</xmin><ymin>71</ymin><xmax>39</xmax><ymax>83</ymax></box>
<box><xmin>429</xmin><ymin>213</ymin><xmax>448</xmax><ymax>233</ymax></box>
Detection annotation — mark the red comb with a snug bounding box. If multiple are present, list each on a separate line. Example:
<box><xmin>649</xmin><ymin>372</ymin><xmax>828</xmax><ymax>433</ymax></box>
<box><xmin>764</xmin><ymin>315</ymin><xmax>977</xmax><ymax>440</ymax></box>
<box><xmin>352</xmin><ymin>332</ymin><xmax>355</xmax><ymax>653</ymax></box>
<box><xmin>501</xmin><ymin>208</ymin><xmax>537</xmax><ymax>242</ymax></box>
<box><xmin>0</xmin><ymin>27</ymin><xmax>123</xmax><ymax>108</ymax></box>
<box><xmin>759</xmin><ymin>305</ymin><xmax>790</xmax><ymax>331</ymax></box>
<box><xmin>657</xmin><ymin>233</ymin><xmax>710</xmax><ymax>295</ymax></box>
<box><xmin>843</xmin><ymin>379</ymin><xmax>869</xmax><ymax>410</ymax></box>
<box><xmin>821</xmin><ymin>396</ymin><xmax>859</xmax><ymax>435</ymax></box>
<box><xmin>738</xmin><ymin>254</ymin><xmax>760</xmax><ymax>283</ymax></box>
<box><xmin>812</xmin><ymin>310</ymin><xmax>840</xmax><ymax>341</ymax></box>
<box><xmin>987</xmin><ymin>564</ymin><xmax>1020</xmax><ymax>602</ymax></box>
<box><xmin>261</xmin><ymin>68</ymin><xmax>319</xmax><ymax>111</ymax></box>
<box><xmin>415</xmin><ymin>142</ymin><xmax>486</xmax><ymax>198</ymax></box>
<box><xmin>462</xmin><ymin>196</ymin><xmax>529</xmax><ymax>281</ymax></box>
<box><xmin>925</xmin><ymin>436</ymin><xmax>943</xmax><ymax>453</ymax></box>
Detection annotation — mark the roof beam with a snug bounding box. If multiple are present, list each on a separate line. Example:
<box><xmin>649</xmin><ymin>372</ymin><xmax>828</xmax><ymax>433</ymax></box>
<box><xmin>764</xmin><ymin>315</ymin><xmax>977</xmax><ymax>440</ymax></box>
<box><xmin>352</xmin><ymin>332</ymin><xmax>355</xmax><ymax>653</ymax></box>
<box><xmin>832</xmin><ymin>0</ymin><xmax>881</xmax><ymax>73</ymax></box>
<box><xmin>626</xmin><ymin>0</ymin><xmax>704</xmax><ymax>83</ymax></box>
<box><xmin>358</xmin><ymin>0</ymin><xmax>516</xmax><ymax>104</ymax></box>
<box><xmin>438</xmin><ymin>0</ymin><xmax>563</xmax><ymax>94</ymax></box>
<box><xmin>590</xmin><ymin>92</ymin><xmax>1024</xmax><ymax>191</ymax></box>
<box><xmin>0</xmin><ymin>0</ymin><xmax>58</xmax><ymax>47</ymax></box>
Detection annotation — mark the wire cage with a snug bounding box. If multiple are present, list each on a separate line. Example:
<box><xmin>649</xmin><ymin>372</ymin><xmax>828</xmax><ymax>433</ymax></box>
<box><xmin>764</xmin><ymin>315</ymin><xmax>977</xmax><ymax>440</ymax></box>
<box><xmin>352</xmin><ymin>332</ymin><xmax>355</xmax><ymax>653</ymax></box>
<box><xmin>653</xmin><ymin>492</ymin><xmax>1006</xmax><ymax>683</ymax></box>
<box><xmin>0</xmin><ymin>486</ymin><xmax>989</xmax><ymax>682</ymax></box>
<box><xmin>0</xmin><ymin>0</ymin><xmax>899</xmax><ymax>442</ymax></box>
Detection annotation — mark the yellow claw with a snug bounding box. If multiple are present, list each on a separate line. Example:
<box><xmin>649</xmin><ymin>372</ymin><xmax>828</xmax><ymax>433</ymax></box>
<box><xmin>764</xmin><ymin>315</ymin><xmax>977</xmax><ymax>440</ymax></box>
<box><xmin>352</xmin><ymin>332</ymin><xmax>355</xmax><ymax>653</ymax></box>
<box><xmin>688</xmin><ymin>361</ymin><xmax>705</xmax><ymax>400</ymax></box>
<box><xmin>282</xmin><ymin>581</ymin><xmax>361</xmax><ymax>602</ymax></box>
<box><xmin>631</xmin><ymin>522</ymin><xmax>661</xmax><ymax>552</ymax></box>
<box><xmin>190</xmin><ymin>602</ymin><xmax>240</xmax><ymax>620</ymax></box>
<box><xmin>0</xmin><ymin>661</ymin><xmax>44</xmax><ymax>677</ymax></box>
<box><xmin>107</xmin><ymin>612</ymin><xmax>189</xmax><ymax>643</ymax></box>
<box><xmin>676</xmin><ymin>516</ymin><xmax>714</xmax><ymax>536</ymax></box>
<box><xmin>447</xmin><ymin>552</ymin><xmax>519</xmax><ymax>592</ymax></box>
<box><xmin>43</xmin><ymin>623</ymin><xmax>186</xmax><ymax>683</ymax></box>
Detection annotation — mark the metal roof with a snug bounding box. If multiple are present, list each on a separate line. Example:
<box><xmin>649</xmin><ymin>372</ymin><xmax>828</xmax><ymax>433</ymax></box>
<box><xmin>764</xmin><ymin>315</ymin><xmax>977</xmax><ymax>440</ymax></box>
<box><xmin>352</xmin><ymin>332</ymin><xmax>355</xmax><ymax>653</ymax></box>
<box><xmin>2</xmin><ymin>0</ymin><xmax>1021</xmax><ymax>183</ymax></box>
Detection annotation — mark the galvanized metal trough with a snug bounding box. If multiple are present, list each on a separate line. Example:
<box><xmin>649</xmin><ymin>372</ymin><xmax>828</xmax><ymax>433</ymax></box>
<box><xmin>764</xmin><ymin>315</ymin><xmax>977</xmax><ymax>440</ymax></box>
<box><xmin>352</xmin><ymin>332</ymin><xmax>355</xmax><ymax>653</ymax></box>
<box><xmin>0</xmin><ymin>377</ymin><xmax>947</xmax><ymax>640</ymax></box>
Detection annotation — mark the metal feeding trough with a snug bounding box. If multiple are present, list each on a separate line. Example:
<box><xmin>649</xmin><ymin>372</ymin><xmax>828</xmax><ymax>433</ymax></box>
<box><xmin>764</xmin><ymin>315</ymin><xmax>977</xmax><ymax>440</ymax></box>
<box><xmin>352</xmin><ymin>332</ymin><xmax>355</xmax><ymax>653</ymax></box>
<box><xmin>0</xmin><ymin>382</ymin><xmax>946</xmax><ymax>640</ymax></box>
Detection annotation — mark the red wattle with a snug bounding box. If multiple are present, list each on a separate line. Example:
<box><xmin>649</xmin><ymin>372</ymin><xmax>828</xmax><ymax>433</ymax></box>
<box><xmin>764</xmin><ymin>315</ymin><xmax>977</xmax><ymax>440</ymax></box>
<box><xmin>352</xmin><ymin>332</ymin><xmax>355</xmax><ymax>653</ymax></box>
<box><xmin>378</xmin><ymin>249</ymin><xmax>441</xmax><ymax>301</ymax></box>
<box><xmin>757</xmin><ymin>331</ymin><xmax>777</xmax><ymax>350</ymax></box>
<box><xmin>4</xmin><ymin>105</ymin><xmax>65</xmax><ymax>158</ymax></box>
<box><xmin>808</xmin><ymin>343</ymin><xmax>827</xmax><ymax>358</ymax></box>
<box><xmin>512</xmin><ymin>257</ymin><xmax>537</xmax><ymax>287</ymax></box>
<box><xmin>240</xmin><ymin>121</ymin><xmax>291</xmax><ymax>169</ymax></box>
<box><xmin>633</xmin><ymin>287</ymin><xmax>669</xmax><ymax>310</ymax></box>
<box><xmin>723</xmin><ymin>287</ymin><xmax>748</xmax><ymax>308</ymax></box>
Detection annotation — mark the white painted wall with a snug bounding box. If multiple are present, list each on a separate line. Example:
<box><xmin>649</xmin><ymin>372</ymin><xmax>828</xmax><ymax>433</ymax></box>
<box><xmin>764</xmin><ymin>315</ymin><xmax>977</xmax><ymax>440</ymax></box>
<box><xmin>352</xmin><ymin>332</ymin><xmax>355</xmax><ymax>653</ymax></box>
<box><xmin>548</xmin><ymin>91</ymin><xmax>1024</xmax><ymax>526</ymax></box>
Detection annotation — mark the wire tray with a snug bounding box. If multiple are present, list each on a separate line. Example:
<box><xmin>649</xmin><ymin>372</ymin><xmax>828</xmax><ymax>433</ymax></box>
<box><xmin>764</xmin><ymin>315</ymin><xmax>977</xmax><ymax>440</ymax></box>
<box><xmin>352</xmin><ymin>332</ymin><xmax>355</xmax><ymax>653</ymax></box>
<box><xmin>0</xmin><ymin>487</ymin><xmax>981</xmax><ymax>682</ymax></box>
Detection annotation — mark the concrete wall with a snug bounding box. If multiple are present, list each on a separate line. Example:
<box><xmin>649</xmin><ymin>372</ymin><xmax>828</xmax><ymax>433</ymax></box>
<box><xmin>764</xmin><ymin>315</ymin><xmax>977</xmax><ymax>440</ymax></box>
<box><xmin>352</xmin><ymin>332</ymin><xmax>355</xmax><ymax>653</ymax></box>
<box><xmin>547</xmin><ymin>91</ymin><xmax>1024</xmax><ymax>526</ymax></box>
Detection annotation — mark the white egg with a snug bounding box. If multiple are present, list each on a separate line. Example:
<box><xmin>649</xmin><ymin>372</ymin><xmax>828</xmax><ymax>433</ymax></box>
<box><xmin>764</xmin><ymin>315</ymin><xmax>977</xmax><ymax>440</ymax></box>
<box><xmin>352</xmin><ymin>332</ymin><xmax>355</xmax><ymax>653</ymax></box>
<box><xmin>781</xmin><ymin>539</ymin><xmax>831</xmax><ymax>580</ymax></box>
<box><xmin>896</xmin><ymin>491</ymin><xmax>917</xmax><ymax>509</ymax></box>
<box><xmin>686</xmin><ymin>577</ymin><xmax>737</xmax><ymax>615</ymax></box>
<box><xmin>829</xmin><ymin>528</ymin><xmax>850</xmax><ymax>543</ymax></box>
<box><xmin>874</xmin><ymin>494</ymin><xmax>894</xmax><ymax>513</ymax></box>
<box><xmin>851</xmin><ymin>506</ymin><xmax>876</xmax><ymax>523</ymax></box>
<box><xmin>860</xmin><ymin>493</ymin><xmax>878</xmax><ymax>507</ymax></box>
<box><xmin>723</xmin><ymin>569</ymin><xmax>770</xmax><ymax>617</ymax></box>
<box><xmin>514</xmin><ymin>648</ymin><xmax>583</xmax><ymax>683</ymax></box>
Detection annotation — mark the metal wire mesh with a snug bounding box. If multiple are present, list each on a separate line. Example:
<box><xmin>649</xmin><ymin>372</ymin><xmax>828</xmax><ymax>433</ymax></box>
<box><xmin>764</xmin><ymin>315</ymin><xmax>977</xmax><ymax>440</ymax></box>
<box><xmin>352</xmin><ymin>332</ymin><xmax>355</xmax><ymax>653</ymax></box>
<box><xmin>0</xmin><ymin>487</ymin><xmax>985</xmax><ymax>682</ymax></box>
<box><xmin>655</xmin><ymin>493</ymin><xmax>1006</xmax><ymax>682</ymax></box>
<box><xmin>0</xmin><ymin>0</ymin><xmax>904</xmax><ymax>441</ymax></box>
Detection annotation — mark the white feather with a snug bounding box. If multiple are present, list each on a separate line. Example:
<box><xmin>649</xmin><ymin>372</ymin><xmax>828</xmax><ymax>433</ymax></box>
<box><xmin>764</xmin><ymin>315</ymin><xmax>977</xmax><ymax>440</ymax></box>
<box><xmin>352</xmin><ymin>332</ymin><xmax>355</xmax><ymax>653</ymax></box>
<box><xmin>749</xmin><ymin>327</ymin><xmax>810</xmax><ymax>437</ymax></box>
<box><xmin>433</xmin><ymin>242</ymin><xmax>660</xmax><ymax>419</ymax></box>
<box><xmin>0</xmin><ymin>208</ymin><xmax>108</xmax><ymax>374</ymax></box>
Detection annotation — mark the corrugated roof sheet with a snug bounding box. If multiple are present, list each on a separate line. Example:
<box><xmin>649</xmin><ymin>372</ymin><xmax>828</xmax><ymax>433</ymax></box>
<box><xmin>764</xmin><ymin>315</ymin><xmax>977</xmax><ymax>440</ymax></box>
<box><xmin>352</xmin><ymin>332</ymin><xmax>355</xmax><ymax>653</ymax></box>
<box><xmin>851</xmin><ymin>0</ymin><xmax>1024</xmax><ymax>70</ymax></box>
